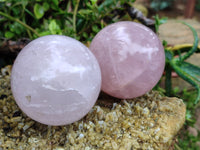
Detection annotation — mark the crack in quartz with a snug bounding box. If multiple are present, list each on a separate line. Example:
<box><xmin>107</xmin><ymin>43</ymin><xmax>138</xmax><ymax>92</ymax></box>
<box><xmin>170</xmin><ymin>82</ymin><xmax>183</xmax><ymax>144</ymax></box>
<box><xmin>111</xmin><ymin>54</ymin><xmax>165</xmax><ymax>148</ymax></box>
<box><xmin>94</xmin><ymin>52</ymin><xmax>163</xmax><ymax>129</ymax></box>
<box><xmin>112</xmin><ymin>26</ymin><xmax>158</xmax><ymax>61</ymax></box>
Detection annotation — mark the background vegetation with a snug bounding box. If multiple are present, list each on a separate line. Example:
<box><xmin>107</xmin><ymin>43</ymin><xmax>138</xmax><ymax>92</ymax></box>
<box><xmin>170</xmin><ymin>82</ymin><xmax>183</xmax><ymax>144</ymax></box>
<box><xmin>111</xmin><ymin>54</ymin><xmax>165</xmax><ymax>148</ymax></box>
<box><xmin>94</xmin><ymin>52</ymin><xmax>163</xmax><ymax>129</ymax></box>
<box><xmin>0</xmin><ymin>0</ymin><xmax>200</xmax><ymax>149</ymax></box>
<box><xmin>0</xmin><ymin>0</ymin><xmax>135</xmax><ymax>43</ymax></box>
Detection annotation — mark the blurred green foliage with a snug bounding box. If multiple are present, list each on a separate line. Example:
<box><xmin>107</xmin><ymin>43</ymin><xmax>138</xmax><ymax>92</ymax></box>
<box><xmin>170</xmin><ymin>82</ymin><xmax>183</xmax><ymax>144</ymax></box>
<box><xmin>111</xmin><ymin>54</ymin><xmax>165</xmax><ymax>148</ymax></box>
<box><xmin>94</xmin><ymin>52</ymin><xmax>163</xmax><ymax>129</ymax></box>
<box><xmin>0</xmin><ymin>0</ymin><xmax>135</xmax><ymax>43</ymax></box>
<box><xmin>154</xmin><ymin>16</ymin><xmax>200</xmax><ymax>106</ymax></box>
<box><xmin>164</xmin><ymin>22</ymin><xmax>200</xmax><ymax>105</ymax></box>
<box><xmin>175</xmin><ymin>130</ymin><xmax>200</xmax><ymax>150</ymax></box>
<box><xmin>150</xmin><ymin>0</ymin><xmax>174</xmax><ymax>11</ymax></box>
<box><xmin>153</xmin><ymin>14</ymin><xmax>167</xmax><ymax>33</ymax></box>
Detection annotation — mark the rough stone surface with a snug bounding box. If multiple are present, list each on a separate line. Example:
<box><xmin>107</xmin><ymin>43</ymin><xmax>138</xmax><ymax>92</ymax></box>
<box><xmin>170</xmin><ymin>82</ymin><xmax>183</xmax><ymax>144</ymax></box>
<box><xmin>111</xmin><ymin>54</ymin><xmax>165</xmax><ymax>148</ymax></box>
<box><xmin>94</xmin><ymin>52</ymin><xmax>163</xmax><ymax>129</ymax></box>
<box><xmin>0</xmin><ymin>66</ymin><xmax>185</xmax><ymax>150</ymax></box>
<box><xmin>90</xmin><ymin>21</ymin><xmax>165</xmax><ymax>99</ymax></box>
<box><xmin>10</xmin><ymin>35</ymin><xmax>101</xmax><ymax>126</ymax></box>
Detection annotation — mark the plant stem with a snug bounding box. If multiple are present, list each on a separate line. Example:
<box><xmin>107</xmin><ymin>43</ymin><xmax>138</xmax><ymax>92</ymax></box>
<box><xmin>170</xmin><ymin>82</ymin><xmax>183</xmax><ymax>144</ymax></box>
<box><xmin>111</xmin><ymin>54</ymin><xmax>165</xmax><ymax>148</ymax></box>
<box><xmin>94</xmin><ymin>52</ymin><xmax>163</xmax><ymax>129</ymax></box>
<box><xmin>26</xmin><ymin>28</ymin><xmax>33</xmax><ymax>39</ymax></box>
<box><xmin>23</xmin><ymin>17</ymin><xmax>33</xmax><ymax>39</ymax></box>
<box><xmin>0</xmin><ymin>11</ymin><xmax>40</xmax><ymax>37</ymax></box>
<box><xmin>174</xmin><ymin>144</ymin><xmax>182</xmax><ymax>150</ymax></box>
<box><xmin>165</xmin><ymin>64</ymin><xmax>172</xmax><ymax>96</ymax></box>
<box><xmin>73</xmin><ymin>0</ymin><xmax>80</xmax><ymax>37</ymax></box>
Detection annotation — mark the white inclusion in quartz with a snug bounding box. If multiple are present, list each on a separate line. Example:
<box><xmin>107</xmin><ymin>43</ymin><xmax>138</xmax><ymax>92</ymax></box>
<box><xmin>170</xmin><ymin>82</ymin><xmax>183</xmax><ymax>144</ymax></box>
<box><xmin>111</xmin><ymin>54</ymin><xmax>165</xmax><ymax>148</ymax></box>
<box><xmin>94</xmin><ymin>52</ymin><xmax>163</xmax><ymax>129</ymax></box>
<box><xmin>31</xmin><ymin>63</ymin><xmax>86</xmax><ymax>82</ymax></box>
<box><xmin>41</xmin><ymin>84</ymin><xmax>78</xmax><ymax>92</ymax></box>
<box><xmin>130</xmin><ymin>43</ymin><xmax>158</xmax><ymax>60</ymax></box>
<box><xmin>31</xmin><ymin>46</ymin><xmax>87</xmax><ymax>82</ymax></box>
<box><xmin>112</xmin><ymin>26</ymin><xmax>131</xmax><ymax>62</ymax></box>
<box><xmin>112</xmin><ymin>25</ymin><xmax>158</xmax><ymax>61</ymax></box>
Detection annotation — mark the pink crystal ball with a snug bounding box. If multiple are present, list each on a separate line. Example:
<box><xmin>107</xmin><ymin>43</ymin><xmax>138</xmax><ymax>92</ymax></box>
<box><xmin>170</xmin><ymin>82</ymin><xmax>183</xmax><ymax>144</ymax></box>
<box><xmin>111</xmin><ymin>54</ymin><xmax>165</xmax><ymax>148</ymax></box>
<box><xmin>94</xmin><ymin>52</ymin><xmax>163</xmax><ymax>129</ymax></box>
<box><xmin>11</xmin><ymin>35</ymin><xmax>101</xmax><ymax>126</ymax></box>
<box><xmin>89</xmin><ymin>21</ymin><xmax>165</xmax><ymax>99</ymax></box>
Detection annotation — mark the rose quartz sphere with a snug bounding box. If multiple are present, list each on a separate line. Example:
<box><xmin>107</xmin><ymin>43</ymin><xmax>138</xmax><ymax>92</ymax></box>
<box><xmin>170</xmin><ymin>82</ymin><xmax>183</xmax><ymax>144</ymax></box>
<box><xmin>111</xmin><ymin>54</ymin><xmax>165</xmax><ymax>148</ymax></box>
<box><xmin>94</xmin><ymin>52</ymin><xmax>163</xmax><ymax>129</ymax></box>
<box><xmin>89</xmin><ymin>21</ymin><xmax>165</xmax><ymax>99</ymax></box>
<box><xmin>11</xmin><ymin>35</ymin><xmax>101</xmax><ymax>126</ymax></box>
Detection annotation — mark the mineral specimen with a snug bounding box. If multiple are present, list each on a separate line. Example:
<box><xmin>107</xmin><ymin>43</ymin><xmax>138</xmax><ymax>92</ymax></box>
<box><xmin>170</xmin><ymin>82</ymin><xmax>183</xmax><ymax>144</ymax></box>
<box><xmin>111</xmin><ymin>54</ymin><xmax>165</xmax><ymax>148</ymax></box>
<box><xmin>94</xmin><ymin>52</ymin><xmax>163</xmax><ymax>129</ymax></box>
<box><xmin>90</xmin><ymin>21</ymin><xmax>165</xmax><ymax>99</ymax></box>
<box><xmin>11</xmin><ymin>35</ymin><xmax>102</xmax><ymax>126</ymax></box>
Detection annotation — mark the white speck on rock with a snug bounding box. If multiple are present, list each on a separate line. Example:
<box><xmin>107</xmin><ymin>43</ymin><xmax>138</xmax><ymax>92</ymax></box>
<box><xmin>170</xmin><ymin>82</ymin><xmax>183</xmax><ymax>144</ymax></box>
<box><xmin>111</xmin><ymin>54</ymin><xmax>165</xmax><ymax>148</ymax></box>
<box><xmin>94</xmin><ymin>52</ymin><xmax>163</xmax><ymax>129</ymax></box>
<box><xmin>154</xmin><ymin>128</ymin><xmax>160</xmax><ymax>134</ymax></box>
<box><xmin>78</xmin><ymin>133</ymin><xmax>84</xmax><ymax>139</ymax></box>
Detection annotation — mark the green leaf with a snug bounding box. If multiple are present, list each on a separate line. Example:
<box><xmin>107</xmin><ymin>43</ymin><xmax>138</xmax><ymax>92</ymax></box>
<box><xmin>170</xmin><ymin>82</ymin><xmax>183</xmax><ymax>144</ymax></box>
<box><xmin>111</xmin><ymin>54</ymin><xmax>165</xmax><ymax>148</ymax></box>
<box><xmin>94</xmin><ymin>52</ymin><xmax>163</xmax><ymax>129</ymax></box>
<box><xmin>76</xmin><ymin>18</ymin><xmax>86</xmax><ymax>32</ymax></box>
<box><xmin>172</xmin><ymin>63</ymin><xmax>200</xmax><ymax>105</ymax></box>
<box><xmin>160</xmin><ymin>1</ymin><xmax>170</xmax><ymax>10</ymax></box>
<box><xmin>159</xmin><ymin>17</ymin><xmax>168</xmax><ymax>24</ymax></box>
<box><xmin>21</xmin><ymin>0</ymin><xmax>29</xmax><ymax>8</ymax></box>
<box><xmin>82</xmin><ymin>32</ymin><xmax>88</xmax><ymax>39</ymax></box>
<box><xmin>153</xmin><ymin>15</ymin><xmax>168</xmax><ymax>33</ymax></box>
<box><xmin>98</xmin><ymin>0</ymin><xmax>115</xmax><ymax>13</ymax></box>
<box><xmin>78</xmin><ymin>9</ymin><xmax>92</xmax><ymax>16</ymax></box>
<box><xmin>91</xmin><ymin>0</ymin><xmax>97</xmax><ymax>5</ymax></box>
<box><xmin>150</xmin><ymin>1</ymin><xmax>172</xmax><ymax>11</ymax></box>
<box><xmin>25</xmin><ymin>8</ymin><xmax>35</xmax><ymax>18</ymax></box>
<box><xmin>162</xmin><ymin>40</ymin><xmax>168</xmax><ymax>47</ymax></box>
<box><xmin>165</xmin><ymin>49</ymin><xmax>173</xmax><ymax>62</ymax></box>
<box><xmin>51</xmin><ymin>0</ymin><xmax>59</xmax><ymax>10</ymax></box>
<box><xmin>179</xmin><ymin>22</ymin><xmax>199</xmax><ymax>62</ymax></box>
<box><xmin>150</xmin><ymin>1</ymin><xmax>160</xmax><ymax>11</ymax></box>
<box><xmin>9</xmin><ymin>22</ymin><xmax>25</xmax><ymax>35</ymax></box>
<box><xmin>92</xmin><ymin>25</ymin><xmax>99</xmax><ymax>33</ymax></box>
<box><xmin>178</xmin><ymin>62</ymin><xmax>200</xmax><ymax>82</ymax></box>
<box><xmin>34</xmin><ymin>3</ymin><xmax>44</xmax><ymax>19</ymax></box>
<box><xmin>49</xmin><ymin>20</ymin><xmax>57</xmax><ymax>34</ymax></box>
<box><xmin>43</xmin><ymin>2</ymin><xmax>49</xmax><ymax>11</ymax></box>
<box><xmin>185</xmin><ymin>110</ymin><xmax>193</xmax><ymax>122</ymax></box>
<box><xmin>52</xmin><ymin>0</ymin><xmax>59</xmax><ymax>6</ymax></box>
<box><xmin>49</xmin><ymin>20</ymin><xmax>61</xmax><ymax>34</ymax></box>
<box><xmin>12</xmin><ymin>7</ymin><xmax>21</xmax><ymax>16</ymax></box>
<box><xmin>39</xmin><ymin>31</ymin><xmax>51</xmax><ymax>36</ymax></box>
<box><xmin>5</xmin><ymin>31</ymin><xmax>14</xmax><ymax>39</ymax></box>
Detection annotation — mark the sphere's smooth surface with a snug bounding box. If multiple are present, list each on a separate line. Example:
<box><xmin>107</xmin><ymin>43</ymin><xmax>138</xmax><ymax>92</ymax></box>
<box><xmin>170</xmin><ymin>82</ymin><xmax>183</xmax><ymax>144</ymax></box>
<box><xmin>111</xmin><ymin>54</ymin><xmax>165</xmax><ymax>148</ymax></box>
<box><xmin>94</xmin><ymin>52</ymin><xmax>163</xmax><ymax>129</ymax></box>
<box><xmin>90</xmin><ymin>21</ymin><xmax>165</xmax><ymax>99</ymax></box>
<box><xmin>11</xmin><ymin>35</ymin><xmax>101</xmax><ymax>126</ymax></box>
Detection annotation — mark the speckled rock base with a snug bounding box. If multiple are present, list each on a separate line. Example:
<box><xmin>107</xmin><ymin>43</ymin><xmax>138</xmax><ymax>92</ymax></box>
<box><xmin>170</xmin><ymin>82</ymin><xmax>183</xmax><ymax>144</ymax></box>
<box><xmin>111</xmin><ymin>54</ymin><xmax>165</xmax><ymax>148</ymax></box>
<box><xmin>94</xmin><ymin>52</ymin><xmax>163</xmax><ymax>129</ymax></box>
<box><xmin>0</xmin><ymin>66</ymin><xmax>186</xmax><ymax>150</ymax></box>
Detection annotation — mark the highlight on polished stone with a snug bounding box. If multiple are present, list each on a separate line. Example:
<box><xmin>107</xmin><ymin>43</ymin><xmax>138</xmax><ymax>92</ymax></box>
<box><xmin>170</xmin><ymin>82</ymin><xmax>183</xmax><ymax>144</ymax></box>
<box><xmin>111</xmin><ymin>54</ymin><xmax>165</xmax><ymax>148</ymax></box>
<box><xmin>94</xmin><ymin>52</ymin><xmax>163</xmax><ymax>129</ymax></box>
<box><xmin>11</xmin><ymin>35</ymin><xmax>102</xmax><ymax>126</ymax></box>
<box><xmin>90</xmin><ymin>21</ymin><xmax>165</xmax><ymax>99</ymax></box>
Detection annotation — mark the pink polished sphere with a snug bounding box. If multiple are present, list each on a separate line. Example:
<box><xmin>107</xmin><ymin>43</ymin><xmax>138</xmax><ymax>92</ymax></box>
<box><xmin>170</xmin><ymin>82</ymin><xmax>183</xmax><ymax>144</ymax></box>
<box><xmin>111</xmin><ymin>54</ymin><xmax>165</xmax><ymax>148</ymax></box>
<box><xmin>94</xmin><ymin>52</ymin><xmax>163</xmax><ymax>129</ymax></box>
<box><xmin>11</xmin><ymin>35</ymin><xmax>101</xmax><ymax>126</ymax></box>
<box><xmin>90</xmin><ymin>21</ymin><xmax>165</xmax><ymax>99</ymax></box>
